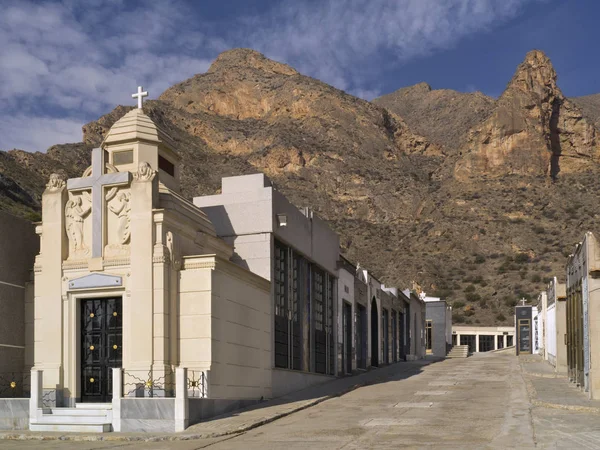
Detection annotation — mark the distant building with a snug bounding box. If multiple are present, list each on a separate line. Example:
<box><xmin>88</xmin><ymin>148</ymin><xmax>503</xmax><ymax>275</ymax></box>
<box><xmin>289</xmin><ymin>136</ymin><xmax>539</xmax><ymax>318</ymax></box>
<box><xmin>515</xmin><ymin>305</ymin><xmax>534</xmax><ymax>355</ymax></box>
<box><xmin>423</xmin><ymin>296</ymin><xmax>452</xmax><ymax>357</ymax></box>
<box><xmin>453</xmin><ymin>325</ymin><xmax>515</xmax><ymax>354</ymax></box>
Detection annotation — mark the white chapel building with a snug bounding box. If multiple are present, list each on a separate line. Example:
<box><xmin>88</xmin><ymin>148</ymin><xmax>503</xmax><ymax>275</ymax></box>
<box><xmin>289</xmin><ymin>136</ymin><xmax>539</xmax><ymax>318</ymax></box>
<box><xmin>4</xmin><ymin>90</ymin><xmax>279</xmax><ymax>432</ymax></box>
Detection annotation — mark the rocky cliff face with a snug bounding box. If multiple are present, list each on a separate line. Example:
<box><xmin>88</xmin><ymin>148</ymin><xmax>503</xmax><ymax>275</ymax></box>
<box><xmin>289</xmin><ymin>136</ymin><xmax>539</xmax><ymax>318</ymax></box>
<box><xmin>374</xmin><ymin>82</ymin><xmax>496</xmax><ymax>152</ymax></box>
<box><xmin>1</xmin><ymin>48</ymin><xmax>600</xmax><ymax>326</ymax></box>
<box><xmin>454</xmin><ymin>50</ymin><xmax>600</xmax><ymax>180</ymax></box>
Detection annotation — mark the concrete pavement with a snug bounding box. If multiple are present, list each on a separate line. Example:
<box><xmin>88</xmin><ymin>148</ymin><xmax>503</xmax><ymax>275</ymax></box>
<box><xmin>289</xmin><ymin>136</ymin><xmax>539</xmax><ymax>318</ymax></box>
<box><xmin>4</xmin><ymin>352</ymin><xmax>600</xmax><ymax>448</ymax></box>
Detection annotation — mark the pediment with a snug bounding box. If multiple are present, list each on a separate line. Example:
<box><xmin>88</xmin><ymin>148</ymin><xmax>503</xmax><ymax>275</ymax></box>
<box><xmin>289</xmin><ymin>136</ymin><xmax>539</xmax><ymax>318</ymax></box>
<box><xmin>68</xmin><ymin>273</ymin><xmax>123</xmax><ymax>290</ymax></box>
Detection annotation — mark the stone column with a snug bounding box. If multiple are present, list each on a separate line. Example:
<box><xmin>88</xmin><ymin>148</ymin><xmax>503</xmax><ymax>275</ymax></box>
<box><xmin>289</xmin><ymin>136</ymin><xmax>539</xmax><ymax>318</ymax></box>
<box><xmin>175</xmin><ymin>367</ymin><xmax>189</xmax><ymax>432</ymax></box>
<box><xmin>475</xmin><ymin>334</ymin><xmax>480</xmax><ymax>353</ymax></box>
<box><xmin>152</xmin><ymin>218</ymin><xmax>172</xmax><ymax>375</ymax></box>
<box><xmin>29</xmin><ymin>369</ymin><xmax>42</xmax><ymax>424</ymax></box>
<box><xmin>111</xmin><ymin>368</ymin><xmax>122</xmax><ymax>432</ymax></box>
<box><xmin>494</xmin><ymin>334</ymin><xmax>498</xmax><ymax>350</ymax></box>
<box><xmin>126</xmin><ymin>165</ymin><xmax>158</xmax><ymax>375</ymax></box>
<box><xmin>504</xmin><ymin>334</ymin><xmax>507</xmax><ymax>348</ymax></box>
<box><xmin>35</xmin><ymin>177</ymin><xmax>68</xmax><ymax>405</ymax></box>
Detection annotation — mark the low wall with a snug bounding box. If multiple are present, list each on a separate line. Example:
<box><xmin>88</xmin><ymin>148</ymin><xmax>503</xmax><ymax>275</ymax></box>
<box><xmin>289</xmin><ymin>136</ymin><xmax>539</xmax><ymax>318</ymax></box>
<box><xmin>272</xmin><ymin>368</ymin><xmax>334</xmax><ymax>398</ymax></box>
<box><xmin>188</xmin><ymin>398</ymin><xmax>262</xmax><ymax>426</ymax></box>
<box><xmin>0</xmin><ymin>399</ymin><xmax>28</xmax><ymax>430</ymax></box>
<box><xmin>119</xmin><ymin>398</ymin><xmax>175</xmax><ymax>432</ymax></box>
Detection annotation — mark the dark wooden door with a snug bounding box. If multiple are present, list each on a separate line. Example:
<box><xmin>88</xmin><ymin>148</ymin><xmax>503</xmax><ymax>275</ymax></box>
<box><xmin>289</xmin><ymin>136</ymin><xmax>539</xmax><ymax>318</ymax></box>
<box><xmin>81</xmin><ymin>298</ymin><xmax>122</xmax><ymax>403</ymax></box>
<box><xmin>392</xmin><ymin>311</ymin><xmax>397</xmax><ymax>362</ymax></box>
<box><xmin>342</xmin><ymin>302</ymin><xmax>352</xmax><ymax>374</ymax></box>
<box><xmin>370</xmin><ymin>299</ymin><xmax>379</xmax><ymax>367</ymax></box>
<box><xmin>314</xmin><ymin>269</ymin><xmax>327</xmax><ymax>374</ymax></box>
<box><xmin>356</xmin><ymin>305</ymin><xmax>366</xmax><ymax>369</ymax></box>
<box><xmin>399</xmin><ymin>312</ymin><xmax>406</xmax><ymax>360</ymax></box>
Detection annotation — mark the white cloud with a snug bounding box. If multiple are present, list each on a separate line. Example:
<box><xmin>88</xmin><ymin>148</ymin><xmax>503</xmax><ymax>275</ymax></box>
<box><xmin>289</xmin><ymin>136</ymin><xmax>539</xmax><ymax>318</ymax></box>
<box><xmin>0</xmin><ymin>0</ymin><xmax>539</xmax><ymax>152</ymax></box>
<box><xmin>0</xmin><ymin>0</ymin><xmax>214</xmax><ymax>151</ymax></box>
<box><xmin>240</xmin><ymin>0</ymin><xmax>539</xmax><ymax>92</ymax></box>
<box><xmin>0</xmin><ymin>115</ymin><xmax>83</xmax><ymax>152</ymax></box>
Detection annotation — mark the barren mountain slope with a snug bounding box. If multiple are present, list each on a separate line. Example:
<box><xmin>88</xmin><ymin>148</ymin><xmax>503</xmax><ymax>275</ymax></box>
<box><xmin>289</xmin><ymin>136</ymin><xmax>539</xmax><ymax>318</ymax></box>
<box><xmin>571</xmin><ymin>93</ymin><xmax>600</xmax><ymax>130</ymax></box>
<box><xmin>1</xmin><ymin>48</ymin><xmax>599</xmax><ymax>326</ymax></box>
<box><xmin>373</xmin><ymin>82</ymin><xmax>496</xmax><ymax>152</ymax></box>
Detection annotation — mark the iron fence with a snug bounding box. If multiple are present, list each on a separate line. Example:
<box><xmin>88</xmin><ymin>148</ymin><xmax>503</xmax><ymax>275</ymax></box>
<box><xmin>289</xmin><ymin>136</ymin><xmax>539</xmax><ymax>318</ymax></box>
<box><xmin>0</xmin><ymin>372</ymin><xmax>30</xmax><ymax>398</ymax></box>
<box><xmin>122</xmin><ymin>368</ymin><xmax>175</xmax><ymax>398</ymax></box>
<box><xmin>187</xmin><ymin>370</ymin><xmax>207</xmax><ymax>398</ymax></box>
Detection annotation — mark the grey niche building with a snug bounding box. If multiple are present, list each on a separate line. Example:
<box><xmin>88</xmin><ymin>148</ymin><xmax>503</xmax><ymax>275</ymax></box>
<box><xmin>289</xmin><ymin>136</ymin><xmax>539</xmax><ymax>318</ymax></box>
<box><xmin>423</xmin><ymin>297</ymin><xmax>452</xmax><ymax>357</ymax></box>
<box><xmin>0</xmin><ymin>211</ymin><xmax>38</xmax><ymax>384</ymax></box>
<box><xmin>194</xmin><ymin>173</ymin><xmax>340</xmax><ymax>396</ymax></box>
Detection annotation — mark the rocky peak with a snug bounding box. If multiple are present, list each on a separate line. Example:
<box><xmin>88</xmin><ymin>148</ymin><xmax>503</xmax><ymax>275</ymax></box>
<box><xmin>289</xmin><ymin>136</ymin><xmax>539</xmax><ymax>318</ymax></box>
<box><xmin>454</xmin><ymin>50</ymin><xmax>599</xmax><ymax>180</ymax></box>
<box><xmin>206</xmin><ymin>48</ymin><xmax>298</xmax><ymax>76</ymax></box>
<box><xmin>507</xmin><ymin>50</ymin><xmax>559</xmax><ymax>101</ymax></box>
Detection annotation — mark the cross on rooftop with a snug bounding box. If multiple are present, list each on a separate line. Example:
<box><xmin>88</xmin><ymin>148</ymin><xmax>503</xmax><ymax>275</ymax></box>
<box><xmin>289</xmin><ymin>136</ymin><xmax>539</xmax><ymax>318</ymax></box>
<box><xmin>67</xmin><ymin>148</ymin><xmax>131</xmax><ymax>258</ymax></box>
<box><xmin>520</xmin><ymin>298</ymin><xmax>527</xmax><ymax>306</ymax></box>
<box><xmin>132</xmin><ymin>86</ymin><xmax>148</xmax><ymax>109</ymax></box>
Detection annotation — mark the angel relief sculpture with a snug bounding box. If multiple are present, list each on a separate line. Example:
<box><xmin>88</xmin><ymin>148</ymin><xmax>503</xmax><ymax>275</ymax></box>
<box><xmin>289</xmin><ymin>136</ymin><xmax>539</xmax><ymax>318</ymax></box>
<box><xmin>108</xmin><ymin>191</ymin><xmax>131</xmax><ymax>244</ymax></box>
<box><xmin>65</xmin><ymin>195</ymin><xmax>91</xmax><ymax>253</ymax></box>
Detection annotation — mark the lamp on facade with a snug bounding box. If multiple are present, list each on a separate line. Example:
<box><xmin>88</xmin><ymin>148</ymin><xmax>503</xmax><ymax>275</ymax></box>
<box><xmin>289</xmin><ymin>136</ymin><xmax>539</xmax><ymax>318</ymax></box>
<box><xmin>276</xmin><ymin>213</ymin><xmax>288</xmax><ymax>227</ymax></box>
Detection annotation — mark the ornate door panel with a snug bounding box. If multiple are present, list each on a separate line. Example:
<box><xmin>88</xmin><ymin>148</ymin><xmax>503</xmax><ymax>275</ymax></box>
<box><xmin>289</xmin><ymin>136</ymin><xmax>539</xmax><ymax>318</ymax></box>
<box><xmin>81</xmin><ymin>298</ymin><xmax>122</xmax><ymax>402</ymax></box>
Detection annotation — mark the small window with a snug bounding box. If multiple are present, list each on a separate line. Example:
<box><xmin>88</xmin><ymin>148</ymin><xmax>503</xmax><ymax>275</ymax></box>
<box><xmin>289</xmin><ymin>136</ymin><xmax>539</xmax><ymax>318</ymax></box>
<box><xmin>159</xmin><ymin>155</ymin><xmax>175</xmax><ymax>176</ymax></box>
<box><xmin>113</xmin><ymin>150</ymin><xmax>133</xmax><ymax>166</ymax></box>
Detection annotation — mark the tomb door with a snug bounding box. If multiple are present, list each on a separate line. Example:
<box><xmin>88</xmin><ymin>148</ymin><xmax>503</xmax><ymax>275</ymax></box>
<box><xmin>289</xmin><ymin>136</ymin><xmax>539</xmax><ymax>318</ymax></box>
<box><xmin>391</xmin><ymin>311</ymin><xmax>397</xmax><ymax>362</ymax></box>
<box><xmin>313</xmin><ymin>267</ymin><xmax>327</xmax><ymax>374</ymax></box>
<box><xmin>382</xmin><ymin>309</ymin><xmax>389</xmax><ymax>364</ymax></box>
<box><xmin>274</xmin><ymin>242</ymin><xmax>290</xmax><ymax>369</ymax></box>
<box><xmin>356</xmin><ymin>304</ymin><xmax>367</xmax><ymax>369</ymax></box>
<box><xmin>80</xmin><ymin>297</ymin><xmax>122</xmax><ymax>403</ymax></box>
<box><xmin>370</xmin><ymin>298</ymin><xmax>379</xmax><ymax>366</ymax></box>
<box><xmin>342</xmin><ymin>302</ymin><xmax>352</xmax><ymax>374</ymax></box>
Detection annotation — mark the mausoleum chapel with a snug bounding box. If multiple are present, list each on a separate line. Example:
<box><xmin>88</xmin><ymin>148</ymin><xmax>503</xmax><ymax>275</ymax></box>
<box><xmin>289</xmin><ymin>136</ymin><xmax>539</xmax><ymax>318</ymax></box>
<box><xmin>23</xmin><ymin>88</ymin><xmax>274</xmax><ymax>431</ymax></box>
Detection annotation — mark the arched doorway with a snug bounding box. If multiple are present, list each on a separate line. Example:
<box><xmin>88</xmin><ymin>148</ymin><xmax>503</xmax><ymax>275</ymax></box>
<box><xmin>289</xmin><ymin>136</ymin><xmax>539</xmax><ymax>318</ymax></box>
<box><xmin>371</xmin><ymin>298</ymin><xmax>379</xmax><ymax>366</ymax></box>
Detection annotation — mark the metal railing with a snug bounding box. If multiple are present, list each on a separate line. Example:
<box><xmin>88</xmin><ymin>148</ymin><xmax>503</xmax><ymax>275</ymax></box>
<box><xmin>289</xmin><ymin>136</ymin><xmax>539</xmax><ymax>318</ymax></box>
<box><xmin>122</xmin><ymin>368</ymin><xmax>175</xmax><ymax>398</ymax></box>
<box><xmin>0</xmin><ymin>372</ymin><xmax>30</xmax><ymax>398</ymax></box>
<box><xmin>187</xmin><ymin>370</ymin><xmax>207</xmax><ymax>398</ymax></box>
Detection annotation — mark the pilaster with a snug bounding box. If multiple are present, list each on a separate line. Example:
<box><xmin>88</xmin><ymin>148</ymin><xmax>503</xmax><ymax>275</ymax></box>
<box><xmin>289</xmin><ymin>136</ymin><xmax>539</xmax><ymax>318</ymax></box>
<box><xmin>34</xmin><ymin>177</ymin><xmax>67</xmax><ymax>399</ymax></box>
<box><xmin>126</xmin><ymin>164</ymin><xmax>158</xmax><ymax>371</ymax></box>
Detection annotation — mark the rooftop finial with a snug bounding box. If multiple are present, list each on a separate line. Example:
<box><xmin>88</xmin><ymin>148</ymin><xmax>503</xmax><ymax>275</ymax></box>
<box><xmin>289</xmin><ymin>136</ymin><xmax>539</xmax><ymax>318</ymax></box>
<box><xmin>132</xmin><ymin>86</ymin><xmax>148</xmax><ymax>109</ymax></box>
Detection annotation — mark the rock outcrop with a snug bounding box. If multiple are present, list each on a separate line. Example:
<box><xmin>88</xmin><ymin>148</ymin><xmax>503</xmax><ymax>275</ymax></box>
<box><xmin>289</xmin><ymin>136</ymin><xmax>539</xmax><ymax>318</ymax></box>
<box><xmin>374</xmin><ymin>82</ymin><xmax>496</xmax><ymax>152</ymax></box>
<box><xmin>454</xmin><ymin>50</ymin><xmax>600</xmax><ymax>180</ymax></box>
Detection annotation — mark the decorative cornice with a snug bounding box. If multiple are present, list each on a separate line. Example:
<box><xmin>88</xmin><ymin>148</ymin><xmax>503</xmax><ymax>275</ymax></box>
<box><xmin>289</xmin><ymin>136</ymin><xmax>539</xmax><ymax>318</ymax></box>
<box><xmin>182</xmin><ymin>259</ymin><xmax>217</xmax><ymax>270</ymax></box>
<box><xmin>104</xmin><ymin>257</ymin><xmax>130</xmax><ymax>267</ymax></box>
<box><xmin>62</xmin><ymin>260</ymin><xmax>88</xmax><ymax>270</ymax></box>
<box><xmin>153</xmin><ymin>255</ymin><xmax>170</xmax><ymax>264</ymax></box>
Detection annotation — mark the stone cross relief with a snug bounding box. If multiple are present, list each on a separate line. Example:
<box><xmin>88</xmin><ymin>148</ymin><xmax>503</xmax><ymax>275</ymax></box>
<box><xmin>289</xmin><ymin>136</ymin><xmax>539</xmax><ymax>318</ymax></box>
<box><xmin>66</xmin><ymin>148</ymin><xmax>132</xmax><ymax>258</ymax></box>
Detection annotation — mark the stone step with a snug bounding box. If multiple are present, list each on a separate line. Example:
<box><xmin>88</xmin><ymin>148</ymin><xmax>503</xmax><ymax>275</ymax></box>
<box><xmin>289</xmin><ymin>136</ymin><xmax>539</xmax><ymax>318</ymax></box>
<box><xmin>48</xmin><ymin>408</ymin><xmax>110</xmax><ymax>416</ymax></box>
<box><xmin>75</xmin><ymin>403</ymin><xmax>112</xmax><ymax>410</ymax></box>
<box><xmin>30</xmin><ymin>423</ymin><xmax>111</xmax><ymax>433</ymax></box>
<box><xmin>34</xmin><ymin>414</ymin><xmax>111</xmax><ymax>424</ymax></box>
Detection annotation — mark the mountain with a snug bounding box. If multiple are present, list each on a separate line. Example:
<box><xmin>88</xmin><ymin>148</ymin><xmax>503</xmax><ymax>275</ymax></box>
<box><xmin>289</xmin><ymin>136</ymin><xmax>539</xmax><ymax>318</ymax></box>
<box><xmin>373</xmin><ymin>82</ymin><xmax>496</xmax><ymax>152</ymax></box>
<box><xmin>1</xmin><ymin>48</ymin><xmax>600</xmax><ymax>326</ymax></box>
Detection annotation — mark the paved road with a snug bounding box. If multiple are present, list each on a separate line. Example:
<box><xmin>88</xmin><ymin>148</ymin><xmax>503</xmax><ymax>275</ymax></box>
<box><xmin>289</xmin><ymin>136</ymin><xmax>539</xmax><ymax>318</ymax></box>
<box><xmin>0</xmin><ymin>351</ymin><xmax>537</xmax><ymax>449</ymax></box>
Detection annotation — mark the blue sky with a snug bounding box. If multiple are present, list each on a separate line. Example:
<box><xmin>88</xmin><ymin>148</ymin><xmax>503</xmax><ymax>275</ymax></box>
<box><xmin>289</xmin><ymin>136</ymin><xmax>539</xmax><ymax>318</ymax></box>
<box><xmin>0</xmin><ymin>0</ymin><xmax>598</xmax><ymax>152</ymax></box>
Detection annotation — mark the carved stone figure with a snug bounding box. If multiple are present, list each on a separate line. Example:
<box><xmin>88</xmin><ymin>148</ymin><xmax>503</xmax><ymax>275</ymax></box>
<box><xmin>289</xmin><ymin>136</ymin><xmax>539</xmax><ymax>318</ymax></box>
<box><xmin>65</xmin><ymin>196</ymin><xmax>91</xmax><ymax>251</ymax></box>
<box><xmin>109</xmin><ymin>191</ymin><xmax>131</xmax><ymax>244</ymax></box>
<box><xmin>133</xmin><ymin>161</ymin><xmax>156</xmax><ymax>182</ymax></box>
<box><xmin>166</xmin><ymin>231</ymin><xmax>174</xmax><ymax>262</ymax></box>
<box><xmin>46</xmin><ymin>173</ymin><xmax>66</xmax><ymax>191</ymax></box>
